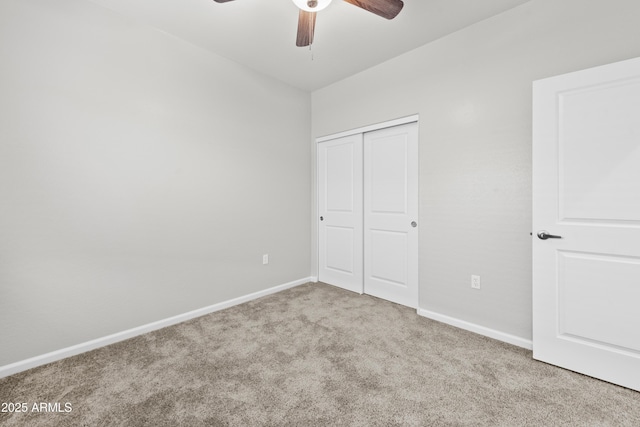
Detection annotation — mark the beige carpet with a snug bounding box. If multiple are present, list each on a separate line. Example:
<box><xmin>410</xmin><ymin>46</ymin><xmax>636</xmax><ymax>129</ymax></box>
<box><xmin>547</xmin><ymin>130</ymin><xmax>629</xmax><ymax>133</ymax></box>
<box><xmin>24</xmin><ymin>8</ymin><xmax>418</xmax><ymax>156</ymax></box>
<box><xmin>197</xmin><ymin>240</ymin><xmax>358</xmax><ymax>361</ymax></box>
<box><xmin>1</xmin><ymin>282</ymin><xmax>638</xmax><ymax>426</ymax></box>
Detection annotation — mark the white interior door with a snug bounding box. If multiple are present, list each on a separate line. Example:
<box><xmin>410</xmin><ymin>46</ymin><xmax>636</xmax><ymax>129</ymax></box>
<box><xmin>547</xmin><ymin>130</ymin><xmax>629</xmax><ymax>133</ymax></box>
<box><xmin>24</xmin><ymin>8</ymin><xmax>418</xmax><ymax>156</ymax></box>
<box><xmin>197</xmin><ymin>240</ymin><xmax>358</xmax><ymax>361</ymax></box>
<box><xmin>363</xmin><ymin>122</ymin><xmax>419</xmax><ymax>308</ymax></box>
<box><xmin>318</xmin><ymin>134</ymin><xmax>363</xmax><ymax>293</ymax></box>
<box><xmin>533</xmin><ymin>57</ymin><xmax>640</xmax><ymax>391</ymax></box>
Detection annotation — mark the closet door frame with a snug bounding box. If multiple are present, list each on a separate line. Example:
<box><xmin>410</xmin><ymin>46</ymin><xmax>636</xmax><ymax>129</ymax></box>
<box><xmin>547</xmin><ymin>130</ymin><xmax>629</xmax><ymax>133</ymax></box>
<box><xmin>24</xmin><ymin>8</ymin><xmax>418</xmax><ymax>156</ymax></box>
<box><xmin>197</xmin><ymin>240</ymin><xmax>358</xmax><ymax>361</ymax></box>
<box><xmin>316</xmin><ymin>115</ymin><xmax>419</xmax><ymax>145</ymax></box>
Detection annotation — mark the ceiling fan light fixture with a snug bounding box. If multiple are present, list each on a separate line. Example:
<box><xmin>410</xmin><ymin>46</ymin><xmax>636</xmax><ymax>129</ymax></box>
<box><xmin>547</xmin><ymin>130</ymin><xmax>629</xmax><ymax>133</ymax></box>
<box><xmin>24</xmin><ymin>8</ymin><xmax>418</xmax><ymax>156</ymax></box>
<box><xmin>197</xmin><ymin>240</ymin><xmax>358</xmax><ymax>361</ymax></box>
<box><xmin>292</xmin><ymin>0</ymin><xmax>332</xmax><ymax>12</ymax></box>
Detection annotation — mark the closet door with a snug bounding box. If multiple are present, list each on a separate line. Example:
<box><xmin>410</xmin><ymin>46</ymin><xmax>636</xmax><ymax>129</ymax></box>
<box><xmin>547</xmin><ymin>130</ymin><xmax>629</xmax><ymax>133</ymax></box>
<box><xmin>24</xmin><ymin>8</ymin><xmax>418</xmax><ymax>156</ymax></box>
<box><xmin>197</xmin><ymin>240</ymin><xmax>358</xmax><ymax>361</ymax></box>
<box><xmin>318</xmin><ymin>134</ymin><xmax>363</xmax><ymax>293</ymax></box>
<box><xmin>364</xmin><ymin>122</ymin><xmax>419</xmax><ymax>308</ymax></box>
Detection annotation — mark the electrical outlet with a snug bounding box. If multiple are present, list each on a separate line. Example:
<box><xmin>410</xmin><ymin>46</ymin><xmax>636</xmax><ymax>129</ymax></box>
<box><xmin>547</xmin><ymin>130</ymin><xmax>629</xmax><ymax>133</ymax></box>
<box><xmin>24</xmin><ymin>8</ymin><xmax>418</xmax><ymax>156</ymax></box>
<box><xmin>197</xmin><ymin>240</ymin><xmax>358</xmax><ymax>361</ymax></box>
<box><xmin>262</xmin><ymin>254</ymin><xmax>269</xmax><ymax>265</ymax></box>
<box><xmin>471</xmin><ymin>275</ymin><xmax>481</xmax><ymax>289</ymax></box>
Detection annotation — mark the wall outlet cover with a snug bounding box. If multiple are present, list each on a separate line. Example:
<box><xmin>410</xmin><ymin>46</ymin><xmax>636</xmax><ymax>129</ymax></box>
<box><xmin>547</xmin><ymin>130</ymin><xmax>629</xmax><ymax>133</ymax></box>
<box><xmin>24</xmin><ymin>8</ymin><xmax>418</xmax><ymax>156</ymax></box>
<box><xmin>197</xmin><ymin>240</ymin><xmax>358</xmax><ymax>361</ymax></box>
<box><xmin>471</xmin><ymin>275</ymin><xmax>481</xmax><ymax>289</ymax></box>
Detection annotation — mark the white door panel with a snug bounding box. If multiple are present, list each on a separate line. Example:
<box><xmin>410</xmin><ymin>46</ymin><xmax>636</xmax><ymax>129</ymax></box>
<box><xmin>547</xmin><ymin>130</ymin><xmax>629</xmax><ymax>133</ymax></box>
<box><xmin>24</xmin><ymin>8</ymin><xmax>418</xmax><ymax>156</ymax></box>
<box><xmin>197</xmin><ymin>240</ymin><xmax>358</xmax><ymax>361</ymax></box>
<box><xmin>558</xmin><ymin>251</ymin><xmax>640</xmax><ymax>352</ymax></box>
<box><xmin>326</xmin><ymin>143</ymin><xmax>356</xmax><ymax>212</ymax></box>
<box><xmin>533</xmin><ymin>57</ymin><xmax>640</xmax><ymax>391</ymax></box>
<box><xmin>370</xmin><ymin>134</ymin><xmax>408</xmax><ymax>214</ymax></box>
<box><xmin>559</xmin><ymin>78</ymin><xmax>640</xmax><ymax>222</ymax></box>
<box><xmin>325</xmin><ymin>226</ymin><xmax>355</xmax><ymax>274</ymax></box>
<box><xmin>370</xmin><ymin>229</ymin><xmax>407</xmax><ymax>285</ymax></box>
<box><xmin>318</xmin><ymin>134</ymin><xmax>363</xmax><ymax>293</ymax></box>
<box><xmin>364</xmin><ymin>123</ymin><xmax>419</xmax><ymax>308</ymax></box>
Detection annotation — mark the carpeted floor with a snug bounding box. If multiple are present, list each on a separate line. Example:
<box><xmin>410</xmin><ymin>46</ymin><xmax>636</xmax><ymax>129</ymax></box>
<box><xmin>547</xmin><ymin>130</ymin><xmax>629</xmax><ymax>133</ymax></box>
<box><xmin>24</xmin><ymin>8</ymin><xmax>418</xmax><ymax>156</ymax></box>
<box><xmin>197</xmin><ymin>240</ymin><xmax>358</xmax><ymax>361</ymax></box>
<box><xmin>1</xmin><ymin>282</ymin><xmax>638</xmax><ymax>426</ymax></box>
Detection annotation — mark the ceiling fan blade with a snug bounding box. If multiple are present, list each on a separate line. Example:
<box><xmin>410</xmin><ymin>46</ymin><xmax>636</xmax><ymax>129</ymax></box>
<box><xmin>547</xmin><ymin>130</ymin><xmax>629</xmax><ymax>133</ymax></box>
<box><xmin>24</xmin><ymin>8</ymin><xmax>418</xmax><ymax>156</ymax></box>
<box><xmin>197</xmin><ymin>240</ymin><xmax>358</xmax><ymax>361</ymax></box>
<box><xmin>213</xmin><ymin>0</ymin><xmax>235</xmax><ymax>3</ymax></box>
<box><xmin>343</xmin><ymin>0</ymin><xmax>404</xmax><ymax>20</ymax></box>
<box><xmin>296</xmin><ymin>10</ymin><xmax>317</xmax><ymax>47</ymax></box>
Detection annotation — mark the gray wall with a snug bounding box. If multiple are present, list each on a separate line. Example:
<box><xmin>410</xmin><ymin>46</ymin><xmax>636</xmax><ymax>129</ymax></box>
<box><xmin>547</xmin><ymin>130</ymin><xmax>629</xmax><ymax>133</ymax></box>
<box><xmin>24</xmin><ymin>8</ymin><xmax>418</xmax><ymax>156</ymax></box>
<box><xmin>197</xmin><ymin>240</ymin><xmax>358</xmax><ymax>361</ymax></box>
<box><xmin>311</xmin><ymin>0</ymin><xmax>640</xmax><ymax>341</ymax></box>
<box><xmin>0</xmin><ymin>0</ymin><xmax>311</xmax><ymax>366</ymax></box>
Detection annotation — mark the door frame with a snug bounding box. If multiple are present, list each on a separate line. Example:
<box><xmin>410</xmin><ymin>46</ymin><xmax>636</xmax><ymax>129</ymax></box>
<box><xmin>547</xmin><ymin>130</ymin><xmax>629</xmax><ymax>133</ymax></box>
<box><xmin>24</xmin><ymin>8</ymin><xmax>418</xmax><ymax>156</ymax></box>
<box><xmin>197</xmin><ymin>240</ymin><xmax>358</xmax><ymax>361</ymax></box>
<box><xmin>316</xmin><ymin>115</ymin><xmax>419</xmax><ymax>144</ymax></box>
<box><xmin>315</xmin><ymin>114</ymin><xmax>419</xmax><ymax>298</ymax></box>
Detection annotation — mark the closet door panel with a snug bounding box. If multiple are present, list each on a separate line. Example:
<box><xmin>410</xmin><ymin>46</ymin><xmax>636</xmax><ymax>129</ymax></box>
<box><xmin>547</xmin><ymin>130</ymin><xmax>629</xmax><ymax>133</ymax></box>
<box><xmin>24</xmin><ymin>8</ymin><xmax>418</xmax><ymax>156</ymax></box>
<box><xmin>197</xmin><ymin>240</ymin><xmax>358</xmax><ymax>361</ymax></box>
<box><xmin>318</xmin><ymin>134</ymin><xmax>363</xmax><ymax>293</ymax></box>
<box><xmin>364</xmin><ymin>122</ymin><xmax>419</xmax><ymax>308</ymax></box>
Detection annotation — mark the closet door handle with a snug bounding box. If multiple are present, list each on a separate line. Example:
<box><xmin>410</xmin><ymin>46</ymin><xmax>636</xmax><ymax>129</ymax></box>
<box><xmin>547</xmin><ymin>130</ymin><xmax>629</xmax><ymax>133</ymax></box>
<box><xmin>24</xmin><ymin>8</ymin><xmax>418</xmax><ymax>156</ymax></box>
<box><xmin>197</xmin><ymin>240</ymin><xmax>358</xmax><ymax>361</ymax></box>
<box><xmin>320</xmin><ymin>216</ymin><xmax>324</xmax><ymax>221</ymax></box>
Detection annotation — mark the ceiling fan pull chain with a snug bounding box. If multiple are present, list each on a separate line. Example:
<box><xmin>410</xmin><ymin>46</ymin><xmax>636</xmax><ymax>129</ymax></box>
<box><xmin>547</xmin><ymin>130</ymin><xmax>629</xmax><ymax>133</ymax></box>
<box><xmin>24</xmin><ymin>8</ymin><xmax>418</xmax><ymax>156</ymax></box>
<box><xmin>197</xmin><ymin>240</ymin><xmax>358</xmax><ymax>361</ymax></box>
<box><xmin>309</xmin><ymin>23</ymin><xmax>312</xmax><ymax>51</ymax></box>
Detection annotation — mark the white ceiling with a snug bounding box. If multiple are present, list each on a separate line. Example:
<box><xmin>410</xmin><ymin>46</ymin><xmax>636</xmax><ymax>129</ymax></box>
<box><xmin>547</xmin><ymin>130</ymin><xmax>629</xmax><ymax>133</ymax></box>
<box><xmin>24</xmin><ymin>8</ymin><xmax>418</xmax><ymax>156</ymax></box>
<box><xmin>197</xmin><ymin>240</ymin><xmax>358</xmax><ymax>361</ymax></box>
<box><xmin>88</xmin><ymin>0</ymin><xmax>530</xmax><ymax>91</ymax></box>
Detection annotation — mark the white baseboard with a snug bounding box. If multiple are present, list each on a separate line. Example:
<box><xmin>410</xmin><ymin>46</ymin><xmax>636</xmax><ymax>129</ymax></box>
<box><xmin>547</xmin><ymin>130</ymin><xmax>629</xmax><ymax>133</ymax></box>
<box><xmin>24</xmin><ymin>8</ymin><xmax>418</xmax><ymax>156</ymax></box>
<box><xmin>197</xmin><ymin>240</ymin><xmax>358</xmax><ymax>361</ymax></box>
<box><xmin>309</xmin><ymin>276</ymin><xmax>318</xmax><ymax>283</ymax></box>
<box><xmin>417</xmin><ymin>308</ymin><xmax>533</xmax><ymax>350</ymax></box>
<box><xmin>0</xmin><ymin>277</ymin><xmax>313</xmax><ymax>379</ymax></box>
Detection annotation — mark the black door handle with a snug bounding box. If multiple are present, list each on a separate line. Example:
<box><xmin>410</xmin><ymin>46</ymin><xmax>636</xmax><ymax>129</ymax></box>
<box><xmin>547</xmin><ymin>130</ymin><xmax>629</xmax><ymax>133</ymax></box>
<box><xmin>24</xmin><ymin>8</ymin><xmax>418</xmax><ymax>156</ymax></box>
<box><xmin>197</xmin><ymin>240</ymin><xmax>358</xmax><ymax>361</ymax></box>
<box><xmin>537</xmin><ymin>231</ymin><xmax>562</xmax><ymax>240</ymax></box>
<box><xmin>320</xmin><ymin>216</ymin><xmax>324</xmax><ymax>221</ymax></box>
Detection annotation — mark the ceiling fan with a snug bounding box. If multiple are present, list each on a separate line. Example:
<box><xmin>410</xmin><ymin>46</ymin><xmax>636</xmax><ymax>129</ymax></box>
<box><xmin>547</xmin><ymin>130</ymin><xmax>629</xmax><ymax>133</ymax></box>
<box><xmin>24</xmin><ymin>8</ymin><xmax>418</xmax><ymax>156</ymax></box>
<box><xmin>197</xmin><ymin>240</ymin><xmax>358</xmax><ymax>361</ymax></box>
<box><xmin>213</xmin><ymin>0</ymin><xmax>404</xmax><ymax>47</ymax></box>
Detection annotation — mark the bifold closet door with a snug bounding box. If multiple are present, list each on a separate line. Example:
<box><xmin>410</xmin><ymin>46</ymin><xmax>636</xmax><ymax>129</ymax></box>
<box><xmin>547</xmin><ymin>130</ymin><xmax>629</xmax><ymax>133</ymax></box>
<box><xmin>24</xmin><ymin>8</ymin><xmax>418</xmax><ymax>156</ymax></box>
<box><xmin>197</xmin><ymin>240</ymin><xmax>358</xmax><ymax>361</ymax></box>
<box><xmin>363</xmin><ymin>122</ymin><xmax>419</xmax><ymax>308</ymax></box>
<box><xmin>317</xmin><ymin>134</ymin><xmax>363</xmax><ymax>293</ymax></box>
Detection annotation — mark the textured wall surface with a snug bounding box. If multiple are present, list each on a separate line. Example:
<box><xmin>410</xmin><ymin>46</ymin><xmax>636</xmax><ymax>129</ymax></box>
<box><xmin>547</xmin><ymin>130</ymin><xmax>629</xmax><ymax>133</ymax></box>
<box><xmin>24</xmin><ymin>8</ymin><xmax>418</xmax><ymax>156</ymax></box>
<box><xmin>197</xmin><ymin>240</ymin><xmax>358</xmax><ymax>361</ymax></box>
<box><xmin>0</xmin><ymin>0</ymin><xmax>311</xmax><ymax>366</ymax></box>
<box><xmin>311</xmin><ymin>0</ymin><xmax>640</xmax><ymax>340</ymax></box>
